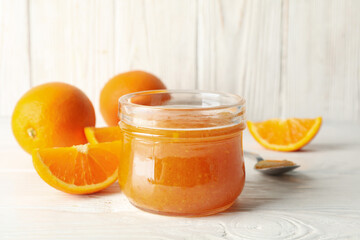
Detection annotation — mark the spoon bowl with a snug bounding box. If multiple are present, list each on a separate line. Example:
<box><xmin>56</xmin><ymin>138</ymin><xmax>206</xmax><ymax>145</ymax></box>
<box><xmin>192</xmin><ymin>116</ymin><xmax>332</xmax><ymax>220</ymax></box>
<box><xmin>244</xmin><ymin>151</ymin><xmax>300</xmax><ymax>176</ymax></box>
<box><xmin>254</xmin><ymin>165</ymin><xmax>300</xmax><ymax>175</ymax></box>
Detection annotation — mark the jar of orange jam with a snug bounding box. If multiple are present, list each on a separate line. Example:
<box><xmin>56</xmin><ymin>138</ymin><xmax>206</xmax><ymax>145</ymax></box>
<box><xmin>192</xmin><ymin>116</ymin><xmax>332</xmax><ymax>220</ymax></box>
<box><xmin>118</xmin><ymin>90</ymin><xmax>246</xmax><ymax>216</ymax></box>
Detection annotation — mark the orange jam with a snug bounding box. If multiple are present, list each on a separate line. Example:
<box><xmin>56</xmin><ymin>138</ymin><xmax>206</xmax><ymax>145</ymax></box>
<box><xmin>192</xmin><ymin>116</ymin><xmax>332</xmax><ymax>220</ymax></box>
<box><xmin>118</xmin><ymin>90</ymin><xmax>246</xmax><ymax>216</ymax></box>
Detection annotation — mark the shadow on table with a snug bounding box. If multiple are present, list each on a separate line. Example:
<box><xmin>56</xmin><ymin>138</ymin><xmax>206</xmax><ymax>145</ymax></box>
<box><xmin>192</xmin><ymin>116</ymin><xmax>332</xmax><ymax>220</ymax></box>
<box><xmin>224</xmin><ymin>172</ymin><xmax>312</xmax><ymax>213</ymax></box>
<box><xmin>72</xmin><ymin>182</ymin><xmax>121</xmax><ymax>198</ymax></box>
<box><xmin>300</xmin><ymin>142</ymin><xmax>355</xmax><ymax>152</ymax></box>
<box><xmin>97</xmin><ymin>182</ymin><xmax>121</xmax><ymax>195</ymax></box>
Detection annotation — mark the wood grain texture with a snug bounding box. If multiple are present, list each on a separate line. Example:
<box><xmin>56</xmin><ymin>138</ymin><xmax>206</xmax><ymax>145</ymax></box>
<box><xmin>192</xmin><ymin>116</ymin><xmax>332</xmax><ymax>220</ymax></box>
<box><xmin>0</xmin><ymin>0</ymin><xmax>30</xmax><ymax>117</ymax></box>
<box><xmin>2</xmin><ymin>0</ymin><xmax>360</xmax><ymax>124</ymax></box>
<box><xmin>284</xmin><ymin>0</ymin><xmax>360</xmax><ymax>122</ymax></box>
<box><xmin>29</xmin><ymin>0</ymin><xmax>115</xmax><ymax>126</ymax></box>
<box><xmin>197</xmin><ymin>0</ymin><xmax>282</xmax><ymax>121</ymax></box>
<box><xmin>114</xmin><ymin>0</ymin><xmax>198</xmax><ymax>90</ymax></box>
<box><xmin>1</xmin><ymin>121</ymin><xmax>360</xmax><ymax>239</ymax></box>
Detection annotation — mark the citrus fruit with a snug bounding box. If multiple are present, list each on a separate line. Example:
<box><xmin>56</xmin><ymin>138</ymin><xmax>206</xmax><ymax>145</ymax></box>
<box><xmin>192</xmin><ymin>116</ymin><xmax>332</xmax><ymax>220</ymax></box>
<box><xmin>32</xmin><ymin>141</ymin><xmax>121</xmax><ymax>194</ymax></box>
<box><xmin>84</xmin><ymin>126</ymin><xmax>123</xmax><ymax>144</ymax></box>
<box><xmin>247</xmin><ymin>117</ymin><xmax>322</xmax><ymax>151</ymax></box>
<box><xmin>100</xmin><ymin>70</ymin><xmax>166</xmax><ymax>126</ymax></box>
<box><xmin>12</xmin><ymin>82</ymin><xmax>96</xmax><ymax>154</ymax></box>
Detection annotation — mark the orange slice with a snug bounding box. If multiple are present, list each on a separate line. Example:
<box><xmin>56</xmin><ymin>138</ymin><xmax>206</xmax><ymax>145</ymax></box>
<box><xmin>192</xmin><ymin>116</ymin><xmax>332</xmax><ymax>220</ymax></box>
<box><xmin>84</xmin><ymin>126</ymin><xmax>123</xmax><ymax>144</ymax></box>
<box><xmin>247</xmin><ymin>117</ymin><xmax>322</xmax><ymax>151</ymax></box>
<box><xmin>32</xmin><ymin>141</ymin><xmax>121</xmax><ymax>194</ymax></box>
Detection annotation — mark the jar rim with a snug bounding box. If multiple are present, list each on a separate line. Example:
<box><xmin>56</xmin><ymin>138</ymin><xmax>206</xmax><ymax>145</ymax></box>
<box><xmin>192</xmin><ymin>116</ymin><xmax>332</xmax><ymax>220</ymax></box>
<box><xmin>119</xmin><ymin>89</ymin><xmax>246</xmax><ymax>130</ymax></box>
<box><xmin>118</xmin><ymin>89</ymin><xmax>246</xmax><ymax>111</ymax></box>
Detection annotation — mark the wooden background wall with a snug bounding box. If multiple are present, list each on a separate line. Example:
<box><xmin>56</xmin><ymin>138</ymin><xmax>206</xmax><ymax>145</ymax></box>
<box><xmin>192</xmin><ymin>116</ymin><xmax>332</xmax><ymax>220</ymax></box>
<box><xmin>1</xmin><ymin>0</ymin><xmax>359</xmax><ymax>125</ymax></box>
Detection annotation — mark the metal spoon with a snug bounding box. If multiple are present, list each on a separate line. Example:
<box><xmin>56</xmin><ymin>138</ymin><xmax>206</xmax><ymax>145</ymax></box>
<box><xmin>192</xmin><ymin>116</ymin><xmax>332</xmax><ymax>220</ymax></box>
<box><xmin>244</xmin><ymin>151</ymin><xmax>300</xmax><ymax>175</ymax></box>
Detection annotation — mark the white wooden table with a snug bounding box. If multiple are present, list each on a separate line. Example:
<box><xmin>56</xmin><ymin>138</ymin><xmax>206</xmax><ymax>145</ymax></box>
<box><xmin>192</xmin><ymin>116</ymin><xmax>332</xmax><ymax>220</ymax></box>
<box><xmin>1</xmin><ymin>119</ymin><xmax>360</xmax><ymax>239</ymax></box>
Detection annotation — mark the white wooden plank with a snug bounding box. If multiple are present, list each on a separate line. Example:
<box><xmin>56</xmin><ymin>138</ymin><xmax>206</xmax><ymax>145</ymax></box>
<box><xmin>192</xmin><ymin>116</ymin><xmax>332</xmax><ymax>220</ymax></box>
<box><xmin>284</xmin><ymin>0</ymin><xmax>360</xmax><ymax>123</ymax></box>
<box><xmin>0</xmin><ymin>117</ymin><xmax>19</xmax><ymax>150</ymax></box>
<box><xmin>0</xmin><ymin>0</ymin><xmax>30</xmax><ymax>117</ymax></box>
<box><xmin>1</xmin><ymin>123</ymin><xmax>360</xmax><ymax>239</ymax></box>
<box><xmin>197</xmin><ymin>0</ymin><xmax>282</xmax><ymax>121</ymax></box>
<box><xmin>29</xmin><ymin>0</ymin><xmax>115</xmax><ymax>126</ymax></box>
<box><xmin>114</xmin><ymin>0</ymin><xmax>197</xmax><ymax>90</ymax></box>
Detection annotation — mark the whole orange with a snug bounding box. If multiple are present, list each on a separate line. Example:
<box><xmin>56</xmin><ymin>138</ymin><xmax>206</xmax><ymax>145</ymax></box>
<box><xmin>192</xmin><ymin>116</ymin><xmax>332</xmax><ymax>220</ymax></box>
<box><xmin>12</xmin><ymin>82</ymin><xmax>96</xmax><ymax>154</ymax></box>
<box><xmin>100</xmin><ymin>70</ymin><xmax>166</xmax><ymax>126</ymax></box>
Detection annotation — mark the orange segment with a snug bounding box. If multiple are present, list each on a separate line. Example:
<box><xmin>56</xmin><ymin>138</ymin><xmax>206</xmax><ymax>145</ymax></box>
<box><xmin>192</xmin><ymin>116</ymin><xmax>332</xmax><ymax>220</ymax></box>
<box><xmin>32</xmin><ymin>141</ymin><xmax>122</xmax><ymax>194</ymax></box>
<box><xmin>247</xmin><ymin>117</ymin><xmax>322</xmax><ymax>151</ymax></box>
<box><xmin>84</xmin><ymin>126</ymin><xmax>123</xmax><ymax>144</ymax></box>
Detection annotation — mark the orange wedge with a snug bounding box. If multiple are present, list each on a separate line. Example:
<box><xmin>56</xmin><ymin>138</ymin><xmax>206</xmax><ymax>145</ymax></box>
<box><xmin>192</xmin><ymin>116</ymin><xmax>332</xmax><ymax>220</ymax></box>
<box><xmin>84</xmin><ymin>126</ymin><xmax>123</xmax><ymax>144</ymax></box>
<box><xmin>247</xmin><ymin>117</ymin><xmax>322</xmax><ymax>151</ymax></box>
<box><xmin>32</xmin><ymin>141</ymin><xmax>121</xmax><ymax>194</ymax></box>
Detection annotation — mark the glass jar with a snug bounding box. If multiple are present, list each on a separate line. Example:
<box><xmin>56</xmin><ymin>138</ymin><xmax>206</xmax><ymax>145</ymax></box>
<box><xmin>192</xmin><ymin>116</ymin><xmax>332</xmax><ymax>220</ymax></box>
<box><xmin>118</xmin><ymin>90</ymin><xmax>246</xmax><ymax>216</ymax></box>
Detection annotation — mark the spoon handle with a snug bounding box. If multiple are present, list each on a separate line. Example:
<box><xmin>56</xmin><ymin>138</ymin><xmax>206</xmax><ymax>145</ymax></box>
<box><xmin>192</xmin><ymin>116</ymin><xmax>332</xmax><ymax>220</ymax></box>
<box><xmin>243</xmin><ymin>151</ymin><xmax>265</xmax><ymax>162</ymax></box>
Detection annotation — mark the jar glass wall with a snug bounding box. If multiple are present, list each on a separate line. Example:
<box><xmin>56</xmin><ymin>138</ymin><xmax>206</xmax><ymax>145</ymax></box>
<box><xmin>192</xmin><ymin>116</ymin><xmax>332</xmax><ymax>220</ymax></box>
<box><xmin>118</xmin><ymin>90</ymin><xmax>246</xmax><ymax>216</ymax></box>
